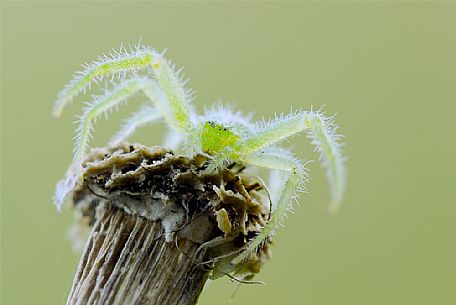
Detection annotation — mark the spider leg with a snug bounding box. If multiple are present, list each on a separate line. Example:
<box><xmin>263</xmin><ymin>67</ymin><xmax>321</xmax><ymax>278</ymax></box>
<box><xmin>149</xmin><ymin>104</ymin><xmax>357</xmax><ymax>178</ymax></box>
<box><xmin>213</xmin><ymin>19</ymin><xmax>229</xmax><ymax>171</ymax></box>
<box><xmin>53</xmin><ymin>46</ymin><xmax>192</xmax><ymax>132</ymax></box>
<box><xmin>55</xmin><ymin>74</ymin><xmax>187</xmax><ymax>208</ymax></box>
<box><xmin>150</xmin><ymin>57</ymin><xmax>192</xmax><ymax>131</ymax></box>
<box><xmin>52</xmin><ymin>47</ymin><xmax>160</xmax><ymax>117</ymax></box>
<box><xmin>241</xmin><ymin>111</ymin><xmax>313</xmax><ymax>152</ymax></box>
<box><xmin>241</xmin><ymin>110</ymin><xmax>346</xmax><ymax>211</ymax></box>
<box><xmin>54</xmin><ymin>78</ymin><xmax>151</xmax><ymax>210</ymax></box>
<box><xmin>73</xmin><ymin>78</ymin><xmax>152</xmax><ymax>175</ymax></box>
<box><xmin>73</xmin><ymin>75</ymin><xmax>189</xmax><ymax>172</ymax></box>
<box><xmin>232</xmin><ymin>150</ymin><xmax>306</xmax><ymax>264</ymax></box>
<box><xmin>109</xmin><ymin>105</ymin><xmax>162</xmax><ymax>147</ymax></box>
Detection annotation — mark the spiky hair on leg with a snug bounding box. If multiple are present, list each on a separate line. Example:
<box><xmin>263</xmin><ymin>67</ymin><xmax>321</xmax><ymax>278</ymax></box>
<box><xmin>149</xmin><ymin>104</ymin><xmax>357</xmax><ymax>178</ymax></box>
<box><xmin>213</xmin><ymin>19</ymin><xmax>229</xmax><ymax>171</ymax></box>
<box><xmin>52</xmin><ymin>43</ymin><xmax>194</xmax><ymax>129</ymax></box>
<box><xmin>240</xmin><ymin>108</ymin><xmax>345</xmax><ymax>211</ymax></box>
<box><xmin>306</xmin><ymin>110</ymin><xmax>346</xmax><ymax>212</ymax></box>
<box><xmin>202</xmin><ymin>103</ymin><xmax>255</xmax><ymax>132</ymax></box>
<box><xmin>232</xmin><ymin>151</ymin><xmax>308</xmax><ymax>264</ymax></box>
<box><xmin>52</xmin><ymin>44</ymin><xmax>162</xmax><ymax>117</ymax></box>
<box><xmin>72</xmin><ymin>78</ymin><xmax>151</xmax><ymax>175</ymax></box>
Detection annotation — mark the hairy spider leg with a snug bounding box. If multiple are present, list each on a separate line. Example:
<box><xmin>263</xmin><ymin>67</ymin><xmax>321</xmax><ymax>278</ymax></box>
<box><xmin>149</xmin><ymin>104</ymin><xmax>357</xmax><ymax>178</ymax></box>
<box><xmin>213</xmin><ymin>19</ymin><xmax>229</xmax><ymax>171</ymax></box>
<box><xmin>241</xmin><ymin>111</ymin><xmax>313</xmax><ymax>152</ymax></box>
<box><xmin>53</xmin><ymin>47</ymin><xmax>192</xmax><ymax>132</ymax></box>
<box><xmin>52</xmin><ymin>48</ymin><xmax>158</xmax><ymax>117</ymax></box>
<box><xmin>150</xmin><ymin>57</ymin><xmax>192</xmax><ymax>131</ymax></box>
<box><xmin>73</xmin><ymin>74</ymin><xmax>191</xmax><ymax>172</ymax></box>
<box><xmin>141</xmin><ymin>75</ymin><xmax>191</xmax><ymax>132</ymax></box>
<box><xmin>73</xmin><ymin>79</ymin><xmax>151</xmax><ymax>174</ymax></box>
<box><xmin>240</xmin><ymin>111</ymin><xmax>346</xmax><ymax>211</ymax></box>
<box><xmin>306</xmin><ymin>113</ymin><xmax>346</xmax><ymax>212</ymax></box>
<box><xmin>232</xmin><ymin>151</ymin><xmax>306</xmax><ymax>264</ymax></box>
<box><xmin>109</xmin><ymin>105</ymin><xmax>162</xmax><ymax>146</ymax></box>
<box><xmin>73</xmin><ymin>78</ymin><xmax>172</xmax><ymax>173</ymax></box>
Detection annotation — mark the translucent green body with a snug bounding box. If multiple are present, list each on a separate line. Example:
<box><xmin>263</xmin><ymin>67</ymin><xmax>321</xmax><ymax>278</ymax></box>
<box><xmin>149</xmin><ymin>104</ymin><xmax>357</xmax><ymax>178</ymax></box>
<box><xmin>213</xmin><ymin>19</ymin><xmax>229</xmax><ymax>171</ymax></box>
<box><xmin>201</xmin><ymin>121</ymin><xmax>240</xmax><ymax>156</ymax></box>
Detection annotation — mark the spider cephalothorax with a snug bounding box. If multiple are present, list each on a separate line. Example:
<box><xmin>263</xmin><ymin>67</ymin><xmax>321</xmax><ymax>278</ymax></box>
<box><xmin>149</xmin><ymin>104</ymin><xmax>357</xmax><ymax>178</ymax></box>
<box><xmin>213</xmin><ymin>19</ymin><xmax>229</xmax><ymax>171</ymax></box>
<box><xmin>201</xmin><ymin>121</ymin><xmax>240</xmax><ymax>155</ymax></box>
<box><xmin>53</xmin><ymin>43</ymin><xmax>346</xmax><ymax>266</ymax></box>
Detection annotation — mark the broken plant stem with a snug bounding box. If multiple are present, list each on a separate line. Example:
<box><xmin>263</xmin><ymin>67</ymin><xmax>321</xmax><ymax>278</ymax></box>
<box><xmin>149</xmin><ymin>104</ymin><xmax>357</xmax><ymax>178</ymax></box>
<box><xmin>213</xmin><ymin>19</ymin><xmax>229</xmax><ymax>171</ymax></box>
<box><xmin>67</xmin><ymin>208</ymin><xmax>209</xmax><ymax>305</ymax></box>
<box><xmin>64</xmin><ymin>144</ymin><xmax>272</xmax><ymax>305</ymax></box>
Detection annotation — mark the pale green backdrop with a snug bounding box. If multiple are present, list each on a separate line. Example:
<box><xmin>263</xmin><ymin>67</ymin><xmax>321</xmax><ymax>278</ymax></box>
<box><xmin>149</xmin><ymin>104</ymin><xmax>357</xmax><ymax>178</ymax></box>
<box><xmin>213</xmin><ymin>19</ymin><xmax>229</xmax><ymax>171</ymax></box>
<box><xmin>1</xmin><ymin>2</ymin><xmax>455</xmax><ymax>305</ymax></box>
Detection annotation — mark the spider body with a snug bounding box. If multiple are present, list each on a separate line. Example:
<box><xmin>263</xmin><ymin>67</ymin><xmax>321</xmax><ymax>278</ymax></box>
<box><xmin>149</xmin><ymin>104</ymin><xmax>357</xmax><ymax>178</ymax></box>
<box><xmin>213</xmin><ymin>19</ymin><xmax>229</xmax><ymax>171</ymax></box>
<box><xmin>201</xmin><ymin>121</ymin><xmax>241</xmax><ymax>156</ymax></box>
<box><xmin>53</xmin><ymin>44</ymin><xmax>346</xmax><ymax>266</ymax></box>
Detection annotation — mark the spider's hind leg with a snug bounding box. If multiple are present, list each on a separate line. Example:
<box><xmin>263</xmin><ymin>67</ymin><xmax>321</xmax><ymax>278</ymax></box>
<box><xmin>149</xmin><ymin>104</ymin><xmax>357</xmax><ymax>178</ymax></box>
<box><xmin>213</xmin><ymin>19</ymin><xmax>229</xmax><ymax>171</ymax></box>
<box><xmin>232</xmin><ymin>150</ymin><xmax>307</xmax><ymax>264</ymax></box>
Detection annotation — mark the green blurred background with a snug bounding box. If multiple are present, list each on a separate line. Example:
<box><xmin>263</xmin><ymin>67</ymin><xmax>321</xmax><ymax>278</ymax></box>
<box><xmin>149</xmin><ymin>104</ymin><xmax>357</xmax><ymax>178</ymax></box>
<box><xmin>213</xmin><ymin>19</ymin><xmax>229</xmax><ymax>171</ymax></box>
<box><xmin>2</xmin><ymin>2</ymin><xmax>455</xmax><ymax>305</ymax></box>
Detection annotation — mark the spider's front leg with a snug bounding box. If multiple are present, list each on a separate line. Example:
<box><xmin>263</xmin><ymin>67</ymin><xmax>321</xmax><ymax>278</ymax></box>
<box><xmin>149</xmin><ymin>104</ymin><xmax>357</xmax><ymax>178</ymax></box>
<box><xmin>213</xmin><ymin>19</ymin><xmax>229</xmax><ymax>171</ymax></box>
<box><xmin>52</xmin><ymin>47</ymin><xmax>159</xmax><ymax>117</ymax></box>
<box><xmin>242</xmin><ymin>110</ymin><xmax>346</xmax><ymax>211</ymax></box>
<box><xmin>53</xmin><ymin>45</ymin><xmax>192</xmax><ymax>132</ymax></box>
<box><xmin>232</xmin><ymin>150</ymin><xmax>306</xmax><ymax>264</ymax></box>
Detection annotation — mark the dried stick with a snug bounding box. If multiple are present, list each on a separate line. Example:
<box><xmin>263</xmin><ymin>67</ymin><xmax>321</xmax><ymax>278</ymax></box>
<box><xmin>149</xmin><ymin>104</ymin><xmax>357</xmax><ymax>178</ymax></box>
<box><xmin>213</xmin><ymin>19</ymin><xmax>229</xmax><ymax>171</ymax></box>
<box><xmin>67</xmin><ymin>208</ymin><xmax>209</xmax><ymax>305</ymax></box>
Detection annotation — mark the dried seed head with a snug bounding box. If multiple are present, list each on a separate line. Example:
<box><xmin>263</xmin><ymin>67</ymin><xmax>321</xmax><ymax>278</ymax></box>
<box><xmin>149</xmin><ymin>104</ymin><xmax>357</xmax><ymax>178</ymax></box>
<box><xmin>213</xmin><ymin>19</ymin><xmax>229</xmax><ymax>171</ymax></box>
<box><xmin>69</xmin><ymin>143</ymin><xmax>272</xmax><ymax>281</ymax></box>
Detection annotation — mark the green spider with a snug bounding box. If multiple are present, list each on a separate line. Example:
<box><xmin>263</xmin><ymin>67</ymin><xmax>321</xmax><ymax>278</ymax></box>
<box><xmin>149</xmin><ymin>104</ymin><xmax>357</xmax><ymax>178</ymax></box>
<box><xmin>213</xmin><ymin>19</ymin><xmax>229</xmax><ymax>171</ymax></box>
<box><xmin>53</xmin><ymin>43</ymin><xmax>346</xmax><ymax>264</ymax></box>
